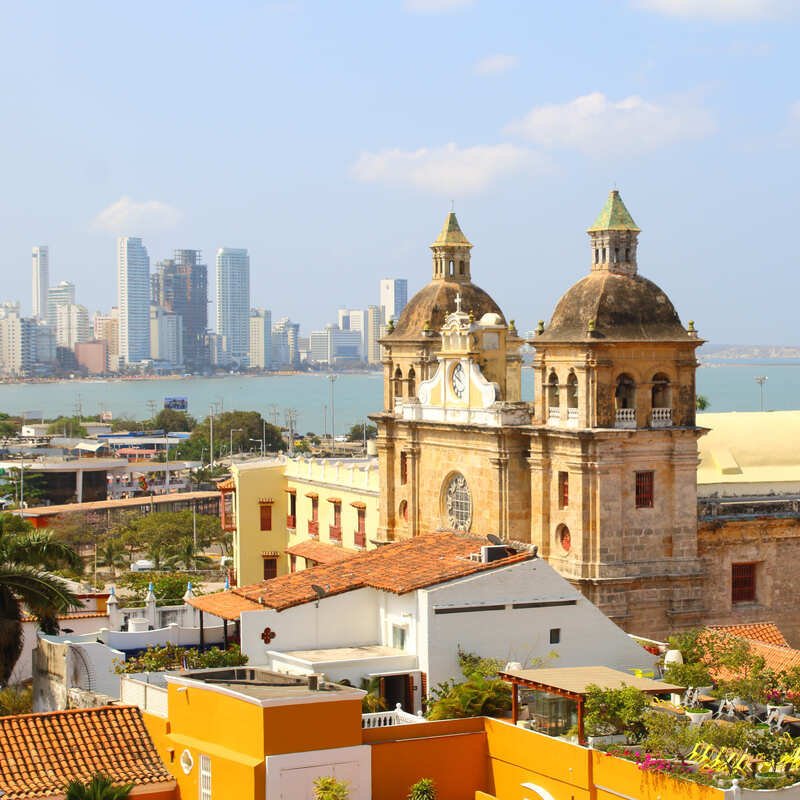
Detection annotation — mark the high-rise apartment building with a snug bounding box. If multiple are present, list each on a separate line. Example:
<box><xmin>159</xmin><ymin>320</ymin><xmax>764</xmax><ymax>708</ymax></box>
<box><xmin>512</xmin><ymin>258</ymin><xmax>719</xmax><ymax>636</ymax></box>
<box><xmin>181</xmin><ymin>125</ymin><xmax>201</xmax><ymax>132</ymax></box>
<box><xmin>337</xmin><ymin>308</ymin><xmax>367</xmax><ymax>361</ymax></box>
<box><xmin>150</xmin><ymin>306</ymin><xmax>183</xmax><ymax>368</ymax></box>
<box><xmin>379</xmin><ymin>278</ymin><xmax>408</xmax><ymax>328</ymax></box>
<box><xmin>216</xmin><ymin>248</ymin><xmax>250</xmax><ymax>366</ymax></box>
<box><xmin>55</xmin><ymin>303</ymin><xmax>89</xmax><ymax>350</ymax></box>
<box><xmin>271</xmin><ymin>317</ymin><xmax>300</xmax><ymax>368</ymax></box>
<box><xmin>0</xmin><ymin>303</ymin><xmax>36</xmax><ymax>377</ymax></box>
<box><xmin>46</xmin><ymin>281</ymin><xmax>75</xmax><ymax>329</ymax></box>
<box><xmin>32</xmin><ymin>246</ymin><xmax>49</xmax><ymax>320</ymax></box>
<box><xmin>309</xmin><ymin>324</ymin><xmax>362</xmax><ymax>366</ymax></box>
<box><xmin>249</xmin><ymin>308</ymin><xmax>272</xmax><ymax>370</ymax></box>
<box><xmin>366</xmin><ymin>304</ymin><xmax>382</xmax><ymax>365</ymax></box>
<box><xmin>152</xmin><ymin>250</ymin><xmax>209</xmax><ymax>370</ymax></box>
<box><xmin>118</xmin><ymin>237</ymin><xmax>151</xmax><ymax>364</ymax></box>
<box><xmin>93</xmin><ymin>308</ymin><xmax>120</xmax><ymax>371</ymax></box>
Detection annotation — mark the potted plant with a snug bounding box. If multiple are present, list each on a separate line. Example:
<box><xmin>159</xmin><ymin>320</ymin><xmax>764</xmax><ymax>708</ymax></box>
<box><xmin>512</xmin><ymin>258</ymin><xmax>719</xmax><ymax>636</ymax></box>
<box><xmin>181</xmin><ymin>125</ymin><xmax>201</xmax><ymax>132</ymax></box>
<box><xmin>584</xmin><ymin>685</ymin><xmax>648</xmax><ymax>746</ymax></box>
<box><xmin>643</xmin><ymin>711</ymin><xmax>701</xmax><ymax>768</ymax></box>
<box><xmin>765</xmin><ymin>687</ymin><xmax>794</xmax><ymax>717</ymax></box>
<box><xmin>407</xmin><ymin>778</ymin><xmax>438</xmax><ymax>800</ymax></box>
<box><xmin>683</xmin><ymin>696</ymin><xmax>713</xmax><ymax>726</ymax></box>
<box><xmin>313</xmin><ymin>776</ymin><xmax>350</xmax><ymax>800</ymax></box>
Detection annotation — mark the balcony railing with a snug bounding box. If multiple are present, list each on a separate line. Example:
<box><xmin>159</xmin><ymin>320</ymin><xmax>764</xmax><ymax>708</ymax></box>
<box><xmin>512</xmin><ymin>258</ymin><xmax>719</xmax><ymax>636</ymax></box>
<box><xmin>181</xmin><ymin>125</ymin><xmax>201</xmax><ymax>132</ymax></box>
<box><xmin>615</xmin><ymin>408</ymin><xmax>636</xmax><ymax>429</ymax></box>
<box><xmin>650</xmin><ymin>407</ymin><xmax>672</xmax><ymax>428</ymax></box>
<box><xmin>354</xmin><ymin>530</ymin><xmax>366</xmax><ymax>548</ymax></box>
<box><xmin>286</xmin><ymin>515</ymin><xmax>296</xmax><ymax>529</ymax></box>
<box><xmin>567</xmin><ymin>407</ymin><xmax>579</xmax><ymax>422</ymax></box>
<box><xmin>362</xmin><ymin>704</ymin><xmax>424</xmax><ymax>728</ymax></box>
<box><xmin>308</xmin><ymin>520</ymin><xmax>319</xmax><ymax>537</ymax></box>
<box><xmin>329</xmin><ymin>525</ymin><xmax>341</xmax><ymax>541</ymax></box>
<box><xmin>548</xmin><ymin>406</ymin><xmax>560</xmax><ymax>423</ymax></box>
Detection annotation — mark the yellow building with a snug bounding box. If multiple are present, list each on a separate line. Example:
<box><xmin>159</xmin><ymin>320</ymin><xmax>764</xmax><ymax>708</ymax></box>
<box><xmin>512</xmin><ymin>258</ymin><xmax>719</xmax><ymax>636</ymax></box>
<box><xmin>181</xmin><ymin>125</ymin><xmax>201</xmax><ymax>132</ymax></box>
<box><xmin>223</xmin><ymin>456</ymin><xmax>379</xmax><ymax>587</ymax></box>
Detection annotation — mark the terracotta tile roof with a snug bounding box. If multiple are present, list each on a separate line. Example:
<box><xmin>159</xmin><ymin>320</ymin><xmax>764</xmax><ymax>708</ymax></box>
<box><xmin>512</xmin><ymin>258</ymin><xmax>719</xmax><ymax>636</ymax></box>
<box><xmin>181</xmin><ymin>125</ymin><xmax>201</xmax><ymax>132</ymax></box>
<box><xmin>286</xmin><ymin>540</ymin><xmax>358</xmax><ymax>564</ymax></box>
<box><xmin>190</xmin><ymin>532</ymin><xmax>533</xmax><ymax>619</ymax></box>
<box><xmin>709</xmin><ymin>622</ymin><xmax>790</xmax><ymax>648</ymax></box>
<box><xmin>216</xmin><ymin>477</ymin><xmax>236</xmax><ymax>491</ymax></box>
<box><xmin>0</xmin><ymin>705</ymin><xmax>173</xmax><ymax>799</ymax></box>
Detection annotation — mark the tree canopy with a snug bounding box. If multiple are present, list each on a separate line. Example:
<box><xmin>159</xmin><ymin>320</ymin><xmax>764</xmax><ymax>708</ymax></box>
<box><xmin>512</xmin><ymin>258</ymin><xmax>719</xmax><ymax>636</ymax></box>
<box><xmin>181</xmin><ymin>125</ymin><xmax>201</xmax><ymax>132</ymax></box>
<box><xmin>177</xmin><ymin>410</ymin><xmax>284</xmax><ymax>461</ymax></box>
<box><xmin>150</xmin><ymin>408</ymin><xmax>196</xmax><ymax>433</ymax></box>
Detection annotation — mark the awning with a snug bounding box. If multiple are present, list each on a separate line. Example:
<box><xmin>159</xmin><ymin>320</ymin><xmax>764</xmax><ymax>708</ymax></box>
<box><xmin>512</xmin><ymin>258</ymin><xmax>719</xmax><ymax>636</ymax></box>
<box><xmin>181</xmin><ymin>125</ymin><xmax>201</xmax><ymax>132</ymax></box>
<box><xmin>350</xmin><ymin>501</ymin><xmax>367</xmax><ymax>509</ymax></box>
<box><xmin>258</xmin><ymin>497</ymin><xmax>275</xmax><ymax>505</ymax></box>
<box><xmin>305</xmin><ymin>492</ymin><xmax>319</xmax><ymax>499</ymax></box>
<box><xmin>75</xmin><ymin>441</ymin><xmax>106</xmax><ymax>453</ymax></box>
<box><xmin>326</xmin><ymin>497</ymin><xmax>342</xmax><ymax>504</ymax></box>
<box><xmin>217</xmin><ymin>478</ymin><xmax>236</xmax><ymax>491</ymax></box>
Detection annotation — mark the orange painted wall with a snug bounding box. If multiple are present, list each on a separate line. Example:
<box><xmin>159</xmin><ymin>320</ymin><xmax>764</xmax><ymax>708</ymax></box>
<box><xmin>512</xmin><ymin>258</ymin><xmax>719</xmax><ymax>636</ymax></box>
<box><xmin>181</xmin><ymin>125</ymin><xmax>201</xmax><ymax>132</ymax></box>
<box><xmin>263</xmin><ymin>699</ymin><xmax>363</xmax><ymax>754</ymax></box>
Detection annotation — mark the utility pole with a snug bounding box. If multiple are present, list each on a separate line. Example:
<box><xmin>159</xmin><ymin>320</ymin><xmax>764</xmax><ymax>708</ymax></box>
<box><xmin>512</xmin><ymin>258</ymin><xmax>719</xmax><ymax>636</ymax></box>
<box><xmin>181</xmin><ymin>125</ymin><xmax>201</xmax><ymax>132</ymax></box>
<box><xmin>328</xmin><ymin>374</ymin><xmax>337</xmax><ymax>452</ymax></box>
<box><xmin>285</xmin><ymin>409</ymin><xmax>297</xmax><ymax>456</ymax></box>
<box><xmin>755</xmin><ymin>376</ymin><xmax>768</xmax><ymax>412</ymax></box>
<box><xmin>146</xmin><ymin>399</ymin><xmax>158</xmax><ymax>420</ymax></box>
<box><xmin>230</xmin><ymin>428</ymin><xmax>243</xmax><ymax>463</ymax></box>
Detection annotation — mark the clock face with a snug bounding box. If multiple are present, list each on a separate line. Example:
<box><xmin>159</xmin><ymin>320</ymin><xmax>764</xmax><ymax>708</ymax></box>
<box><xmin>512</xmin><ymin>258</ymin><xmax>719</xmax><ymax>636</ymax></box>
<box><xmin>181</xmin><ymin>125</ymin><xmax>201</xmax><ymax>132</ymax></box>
<box><xmin>452</xmin><ymin>362</ymin><xmax>466</xmax><ymax>398</ymax></box>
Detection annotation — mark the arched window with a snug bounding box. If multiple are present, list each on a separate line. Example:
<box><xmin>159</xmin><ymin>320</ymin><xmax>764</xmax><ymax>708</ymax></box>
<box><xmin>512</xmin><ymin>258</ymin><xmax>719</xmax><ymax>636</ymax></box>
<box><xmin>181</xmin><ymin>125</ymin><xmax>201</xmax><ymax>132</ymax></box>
<box><xmin>444</xmin><ymin>473</ymin><xmax>472</xmax><ymax>531</ymax></box>
<box><xmin>547</xmin><ymin>373</ymin><xmax>560</xmax><ymax>419</ymax></box>
<box><xmin>399</xmin><ymin>499</ymin><xmax>409</xmax><ymax>523</ymax></box>
<box><xmin>613</xmin><ymin>247</ymin><xmax>619</xmax><ymax>263</ymax></box>
<box><xmin>614</xmin><ymin>374</ymin><xmax>636</xmax><ymax>410</ymax></box>
<box><xmin>595</xmin><ymin>248</ymin><xmax>600</xmax><ymax>264</ymax></box>
<box><xmin>449</xmin><ymin>259</ymin><xmax>454</xmax><ymax>276</ymax></box>
<box><xmin>407</xmin><ymin>366</ymin><xmax>416</xmax><ymax>398</ymax></box>
<box><xmin>651</xmin><ymin>373</ymin><xmax>672</xmax><ymax>427</ymax></box>
<box><xmin>393</xmin><ymin>366</ymin><xmax>403</xmax><ymax>399</ymax></box>
<box><xmin>459</xmin><ymin>260</ymin><xmax>464</xmax><ymax>275</ymax></box>
<box><xmin>567</xmin><ymin>373</ymin><xmax>578</xmax><ymax>409</ymax></box>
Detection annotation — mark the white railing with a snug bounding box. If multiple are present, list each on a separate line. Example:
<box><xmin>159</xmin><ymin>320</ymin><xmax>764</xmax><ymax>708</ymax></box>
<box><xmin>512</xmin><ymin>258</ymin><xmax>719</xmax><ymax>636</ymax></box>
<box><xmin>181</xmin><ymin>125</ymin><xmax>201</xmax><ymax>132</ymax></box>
<box><xmin>615</xmin><ymin>409</ymin><xmax>636</xmax><ymax>429</ymax></box>
<box><xmin>548</xmin><ymin>407</ymin><xmax>560</xmax><ymax>423</ymax></box>
<box><xmin>362</xmin><ymin>703</ymin><xmax>425</xmax><ymax>728</ymax></box>
<box><xmin>650</xmin><ymin>408</ymin><xmax>672</xmax><ymax>428</ymax></box>
<box><xmin>567</xmin><ymin>407</ymin><xmax>579</xmax><ymax>422</ymax></box>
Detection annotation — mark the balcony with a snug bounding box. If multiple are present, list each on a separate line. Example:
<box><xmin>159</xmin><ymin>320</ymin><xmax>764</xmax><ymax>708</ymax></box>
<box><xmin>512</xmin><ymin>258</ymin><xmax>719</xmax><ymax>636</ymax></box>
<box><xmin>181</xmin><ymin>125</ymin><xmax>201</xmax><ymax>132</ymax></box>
<box><xmin>614</xmin><ymin>409</ymin><xmax>636</xmax><ymax>429</ymax></box>
<box><xmin>548</xmin><ymin>406</ymin><xmax>560</xmax><ymax>424</ymax></box>
<box><xmin>354</xmin><ymin>530</ymin><xmax>366</xmax><ymax>548</ymax></box>
<box><xmin>567</xmin><ymin>407</ymin><xmax>579</xmax><ymax>426</ymax></box>
<box><xmin>286</xmin><ymin>515</ymin><xmax>296</xmax><ymax>530</ymax></box>
<box><xmin>308</xmin><ymin>520</ymin><xmax>319</xmax><ymax>537</ymax></box>
<box><xmin>329</xmin><ymin>525</ymin><xmax>342</xmax><ymax>542</ymax></box>
<box><xmin>650</xmin><ymin>407</ymin><xmax>672</xmax><ymax>428</ymax></box>
<box><xmin>362</xmin><ymin>704</ymin><xmax>424</xmax><ymax>728</ymax></box>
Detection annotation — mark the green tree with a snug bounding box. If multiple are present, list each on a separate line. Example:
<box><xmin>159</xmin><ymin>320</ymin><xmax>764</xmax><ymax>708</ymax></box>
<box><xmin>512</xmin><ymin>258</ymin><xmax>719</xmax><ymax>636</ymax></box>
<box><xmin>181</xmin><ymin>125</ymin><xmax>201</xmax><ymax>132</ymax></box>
<box><xmin>0</xmin><ymin>413</ymin><xmax>18</xmax><ymax>439</ymax></box>
<box><xmin>166</xmin><ymin>537</ymin><xmax>213</xmax><ymax>570</ymax></box>
<box><xmin>0</xmin><ymin>524</ymin><xmax>81</xmax><ymax>683</ymax></box>
<box><xmin>65</xmin><ymin>773</ymin><xmax>133</xmax><ymax>800</ymax></box>
<box><xmin>150</xmin><ymin>408</ymin><xmax>197</xmax><ymax>433</ymax></box>
<box><xmin>115</xmin><ymin>643</ymin><xmax>247</xmax><ymax>673</ymax></box>
<box><xmin>407</xmin><ymin>779</ymin><xmax>437</xmax><ymax>800</ymax></box>
<box><xmin>46</xmin><ymin>417</ymin><xmax>88</xmax><ymax>438</ymax></box>
<box><xmin>97</xmin><ymin>537</ymin><xmax>127</xmax><ymax>579</ymax></box>
<box><xmin>346</xmin><ymin>422</ymin><xmax>377</xmax><ymax>442</ymax></box>
<box><xmin>426</xmin><ymin>673</ymin><xmax>511</xmax><ymax>721</ymax></box>
<box><xmin>0</xmin><ymin>468</ymin><xmax>46</xmax><ymax>508</ymax></box>
<box><xmin>313</xmin><ymin>776</ymin><xmax>350</xmax><ymax>800</ymax></box>
<box><xmin>110</xmin><ymin>416</ymin><xmax>145</xmax><ymax>432</ymax></box>
<box><xmin>116</xmin><ymin>572</ymin><xmax>193</xmax><ymax>606</ymax></box>
<box><xmin>696</xmin><ymin>395</ymin><xmax>710</xmax><ymax>411</ymax></box>
<box><xmin>180</xmin><ymin>410</ymin><xmax>284</xmax><ymax>461</ymax></box>
<box><xmin>583</xmin><ymin>685</ymin><xmax>649</xmax><ymax>739</ymax></box>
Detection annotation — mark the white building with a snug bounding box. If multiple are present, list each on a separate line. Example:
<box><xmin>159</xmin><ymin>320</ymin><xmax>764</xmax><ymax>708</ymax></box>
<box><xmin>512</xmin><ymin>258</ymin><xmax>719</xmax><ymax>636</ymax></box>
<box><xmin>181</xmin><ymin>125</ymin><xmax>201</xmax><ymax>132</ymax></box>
<box><xmin>272</xmin><ymin>316</ymin><xmax>300</xmax><ymax>368</ymax></box>
<box><xmin>32</xmin><ymin>245</ymin><xmax>49</xmax><ymax>321</ymax></box>
<box><xmin>190</xmin><ymin>533</ymin><xmax>656</xmax><ymax>714</ymax></box>
<box><xmin>216</xmin><ymin>247</ymin><xmax>250</xmax><ymax>367</ymax></box>
<box><xmin>366</xmin><ymin>304</ymin><xmax>382</xmax><ymax>365</ymax></box>
<box><xmin>149</xmin><ymin>306</ymin><xmax>183</xmax><ymax>368</ymax></box>
<box><xmin>46</xmin><ymin>280</ymin><xmax>75</xmax><ymax>330</ymax></box>
<box><xmin>379</xmin><ymin>278</ymin><xmax>408</xmax><ymax>328</ymax></box>
<box><xmin>118</xmin><ymin>237</ymin><xmax>151</xmax><ymax>364</ymax></box>
<box><xmin>338</xmin><ymin>308</ymin><xmax>367</xmax><ymax>361</ymax></box>
<box><xmin>0</xmin><ymin>304</ymin><xmax>36</xmax><ymax>376</ymax></box>
<box><xmin>55</xmin><ymin>303</ymin><xmax>89</xmax><ymax>350</ymax></box>
<box><xmin>309</xmin><ymin>324</ymin><xmax>362</xmax><ymax>365</ymax></box>
<box><xmin>249</xmin><ymin>308</ymin><xmax>272</xmax><ymax>370</ymax></box>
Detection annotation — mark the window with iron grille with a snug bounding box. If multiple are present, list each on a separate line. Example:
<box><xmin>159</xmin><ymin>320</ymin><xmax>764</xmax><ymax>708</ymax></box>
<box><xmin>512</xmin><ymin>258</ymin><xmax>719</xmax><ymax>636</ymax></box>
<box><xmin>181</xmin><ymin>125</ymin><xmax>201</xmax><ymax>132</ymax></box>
<box><xmin>262</xmin><ymin>557</ymin><xmax>277</xmax><ymax>581</ymax></box>
<box><xmin>558</xmin><ymin>471</ymin><xmax>569</xmax><ymax>509</ymax></box>
<box><xmin>635</xmin><ymin>471</ymin><xmax>654</xmax><ymax>508</ymax></box>
<box><xmin>732</xmin><ymin>563</ymin><xmax>756</xmax><ymax>603</ymax></box>
<box><xmin>199</xmin><ymin>754</ymin><xmax>212</xmax><ymax>800</ymax></box>
<box><xmin>259</xmin><ymin>503</ymin><xmax>272</xmax><ymax>531</ymax></box>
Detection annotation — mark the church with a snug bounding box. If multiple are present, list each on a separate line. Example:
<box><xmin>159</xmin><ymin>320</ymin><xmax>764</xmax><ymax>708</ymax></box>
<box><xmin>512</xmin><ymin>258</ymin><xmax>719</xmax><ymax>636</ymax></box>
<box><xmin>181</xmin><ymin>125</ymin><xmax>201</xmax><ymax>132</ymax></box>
<box><xmin>375</xmin><ymin>190</ymin><xmax>708</xmax><ymax>639</ymax></box>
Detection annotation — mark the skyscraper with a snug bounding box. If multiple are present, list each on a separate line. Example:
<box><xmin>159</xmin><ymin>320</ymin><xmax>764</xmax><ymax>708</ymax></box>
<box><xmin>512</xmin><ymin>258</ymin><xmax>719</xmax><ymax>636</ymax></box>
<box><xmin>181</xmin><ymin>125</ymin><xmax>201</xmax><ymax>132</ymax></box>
<box><xmin>249</xmin><ymin>308</ymin><xmax>272</xmax><ymax>370</ymax></box>
<box><xmin>32</xmin><ymin>246</ymin><xmax>49</xmax><ymax>321</ymax></box>
<box><xmin>379</xmin><ymin>278</ymin><xmax>408</xmax><ymax>328</ymax></box>
<box><xmin>46</xmin><ymin>281</ymin><xmax>76</xmax><ymax>329</ymax></box>
<box><xmin>55</xmin><ymin>303</ymin><xmax>89</xmax><ymax>349</ymax></box>
<box><xmin>118</xmin><ymin>237</ymin><xmax>151</xmax><ymax>364</ymax></box>
<box><xmin>215</xmin><ymin>248</ymin><xmax>250</xmax><ymax>366</ymax></box>
<box><xmin>152</xmin><ymin>250</ymin><xmax>209</xmax><ymax>370</ymax></box>
<box><xmin>366</xmin><ymin>304</ymin><xmax>382</xmax><ymax>365</ymax></box>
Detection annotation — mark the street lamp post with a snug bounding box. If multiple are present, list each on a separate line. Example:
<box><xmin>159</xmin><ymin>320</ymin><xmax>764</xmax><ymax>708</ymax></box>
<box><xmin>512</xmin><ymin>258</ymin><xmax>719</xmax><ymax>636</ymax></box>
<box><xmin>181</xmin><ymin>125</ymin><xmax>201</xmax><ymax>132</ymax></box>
<box><xmin>230</xmin><ymin>428</ymin><xmax>244</xmax><ymax>462</ymax></box>
<box><xmin>755</xmin><ymin>376</ymin><xmax>768</xmax><ymax>412</ymax></box>
<box><xmin>328</xmin><ymin>375</ymin><xmax>337</xmax><ymax>452</ymax></box>
<box><xmin>250</xmin><ymin>438</ymin><xmax>264</xmax><ymax>458</ymax></box>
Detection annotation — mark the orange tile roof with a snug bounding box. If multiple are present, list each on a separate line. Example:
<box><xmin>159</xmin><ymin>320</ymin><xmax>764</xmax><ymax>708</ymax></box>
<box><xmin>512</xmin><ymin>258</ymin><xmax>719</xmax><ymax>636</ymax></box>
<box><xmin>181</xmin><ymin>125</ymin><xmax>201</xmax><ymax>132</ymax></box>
<box><xmin>286</xmin><ymin>540</ymin><xmax>358</xmax><ymax>564</ymax></box>
<box><xmin>216</xmin><ymin>477</ymin><xmax>236</xmax><ymax>491</ymax></box>
<box><xmin>709</xmin><ymin>622</ymin><xmax>790</xmax><ymax>648</ymax></box>
<box><xmin>0</xmin><ymin>705</ymin><xmax>173</xmax><ymax>799</ymax></box>
<box><xmin>190</xmin><ymin>532</ymin><xmax>533</xmax><ymax>620</ymax></box>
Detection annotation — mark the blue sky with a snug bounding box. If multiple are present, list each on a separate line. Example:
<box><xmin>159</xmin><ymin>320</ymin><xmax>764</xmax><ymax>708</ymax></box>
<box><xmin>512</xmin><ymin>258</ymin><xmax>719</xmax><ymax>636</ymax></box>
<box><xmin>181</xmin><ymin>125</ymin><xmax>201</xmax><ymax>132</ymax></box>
<box><xmin>0</xmin><ymin>0</ymin><xmax>798</xmax><ymax>343</ymax></box>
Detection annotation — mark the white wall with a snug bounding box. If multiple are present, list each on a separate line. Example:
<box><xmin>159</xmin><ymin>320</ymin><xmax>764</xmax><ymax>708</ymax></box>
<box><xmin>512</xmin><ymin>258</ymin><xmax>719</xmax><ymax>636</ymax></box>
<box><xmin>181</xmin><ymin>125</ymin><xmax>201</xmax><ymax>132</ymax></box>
<box><xmin>422</xmin><ymin>559</ymin><xmax>658</xmax><ymax>688</ymax></box>
<box><xmin>15</xmin><ymin>617</ymin><xmax>103</xmax><ymax>683</ymax></box>
<box><xmin>267</xmin><ymin>652</ymin><xmax>416</xmax><ymax>686</ymax></box>
<box><xmin>239</xmin><ymin>588</ymin><xmax>382</xmax><ymax>662</ymax></box>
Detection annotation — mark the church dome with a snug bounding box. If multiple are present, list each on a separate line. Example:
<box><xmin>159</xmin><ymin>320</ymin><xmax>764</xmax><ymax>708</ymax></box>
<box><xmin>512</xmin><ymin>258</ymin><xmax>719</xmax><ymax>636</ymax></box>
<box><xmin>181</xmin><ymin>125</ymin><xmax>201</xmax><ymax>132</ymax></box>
<box><xmin>389</xmin><ymin>280</ymin><xmax>504</xmax><ymax>340</ymax></box>
<box><xmin>539</xmin><ymin>271</ymin><xmax>689</xmax><ymax>342</ymax></box>
<box><xmin>386</xmin><ymin>211</ymin><xmax>505</xmax><ymax>341</ymax></box>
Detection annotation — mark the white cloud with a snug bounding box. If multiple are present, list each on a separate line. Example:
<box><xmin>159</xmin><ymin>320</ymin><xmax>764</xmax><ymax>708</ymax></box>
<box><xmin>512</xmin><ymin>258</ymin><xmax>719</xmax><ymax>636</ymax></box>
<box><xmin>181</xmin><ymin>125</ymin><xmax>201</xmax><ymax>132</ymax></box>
<box><xmin>505</xmin><ymin>92</ymin><xmax>715</xmax><ymax>157</ymax></box>
<box><xmin>633</xmin><ymin>0</ymin><xmax>795</xmax><ymax>21</ymax></box>
<box><xmin>473</xmin><ymin>54</ymin><xmax>518</xmax><ymax>76</ymax></box>
<box><xmin>91</xmin><ymin>196</ymin><xmax>182</xmax><ymax>234</ymax></box>
<box><xmin>404</xmin><ymin>0</ymin><xmax>474</xmax><ymax>13</ymax></box>
<box><xmin>352</xmin><ymin>142</ymin><xmax>549</xmax><ymax>194</ymax></box>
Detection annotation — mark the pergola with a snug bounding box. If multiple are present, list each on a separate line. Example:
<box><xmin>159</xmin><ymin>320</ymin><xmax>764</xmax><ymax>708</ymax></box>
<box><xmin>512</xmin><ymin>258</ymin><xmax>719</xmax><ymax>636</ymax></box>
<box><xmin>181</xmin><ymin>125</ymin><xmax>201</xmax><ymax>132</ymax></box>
<box><xmin>500</xmin><ymin>666</ymin><xmax>683</xmax><ymax>745</ymax></box>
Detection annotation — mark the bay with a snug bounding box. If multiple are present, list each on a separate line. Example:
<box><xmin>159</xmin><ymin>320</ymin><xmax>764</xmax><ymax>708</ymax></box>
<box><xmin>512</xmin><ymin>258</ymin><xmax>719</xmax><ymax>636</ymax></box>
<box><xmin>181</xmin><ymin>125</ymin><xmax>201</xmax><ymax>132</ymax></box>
<box><xmin>0</xmin><ymin>361</ymin><xmax>797</xmax><ymax>433</ymax></box>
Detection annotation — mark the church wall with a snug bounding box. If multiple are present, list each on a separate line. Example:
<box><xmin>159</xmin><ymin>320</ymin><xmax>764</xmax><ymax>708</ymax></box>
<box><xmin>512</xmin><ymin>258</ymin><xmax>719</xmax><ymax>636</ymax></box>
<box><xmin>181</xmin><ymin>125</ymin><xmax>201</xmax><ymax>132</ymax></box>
<box><xmin>698</xmin><ymin>517</ymin><xmax>800</xmax><ymax>646</ymax></box>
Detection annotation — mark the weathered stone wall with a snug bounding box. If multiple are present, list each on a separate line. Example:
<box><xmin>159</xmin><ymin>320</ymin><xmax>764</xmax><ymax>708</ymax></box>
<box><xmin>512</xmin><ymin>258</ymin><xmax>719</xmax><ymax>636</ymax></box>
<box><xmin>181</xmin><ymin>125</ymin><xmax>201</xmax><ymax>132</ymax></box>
<box><xmin>698</xmin><ymin>517</ymin><xmax>800</xmax><ymax>646</ymax></box>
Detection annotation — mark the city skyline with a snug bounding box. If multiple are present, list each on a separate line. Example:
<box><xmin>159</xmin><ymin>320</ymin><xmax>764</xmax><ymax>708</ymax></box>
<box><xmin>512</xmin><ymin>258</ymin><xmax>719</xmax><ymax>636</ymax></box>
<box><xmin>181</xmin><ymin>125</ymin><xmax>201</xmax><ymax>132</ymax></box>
<box><xmin>0</xmin><ymin>3</ymin><xmax>797</xmax><ymax>343</ymax></box>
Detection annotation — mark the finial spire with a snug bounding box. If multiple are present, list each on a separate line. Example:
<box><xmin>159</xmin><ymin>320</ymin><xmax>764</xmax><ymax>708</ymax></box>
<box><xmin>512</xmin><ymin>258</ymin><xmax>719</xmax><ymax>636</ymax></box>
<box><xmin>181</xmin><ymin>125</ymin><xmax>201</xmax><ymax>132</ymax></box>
<box><xmin>587</xmin><ymin>189</ymin><xmax>640</xmax><ymax>277</ymax></box>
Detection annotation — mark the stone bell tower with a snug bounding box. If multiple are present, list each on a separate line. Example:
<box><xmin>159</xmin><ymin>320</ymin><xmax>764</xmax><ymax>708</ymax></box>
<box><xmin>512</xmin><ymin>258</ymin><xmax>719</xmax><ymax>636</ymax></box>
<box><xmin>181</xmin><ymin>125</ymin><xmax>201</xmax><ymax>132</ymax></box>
<box><xmin>529</xmin><ymin>189</ymin><xmax>706</xmax><ymax>638</ymax></box>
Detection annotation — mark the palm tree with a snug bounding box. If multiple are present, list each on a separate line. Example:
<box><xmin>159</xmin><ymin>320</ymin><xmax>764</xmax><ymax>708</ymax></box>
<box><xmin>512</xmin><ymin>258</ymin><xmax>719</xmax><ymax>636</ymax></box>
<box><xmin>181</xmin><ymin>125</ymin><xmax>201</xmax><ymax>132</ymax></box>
<box><xmin>97</xmin><ymin>537</ymin><xmax>127</xmax><ymax>580</ymax></box>
<box><xmin>0</xmin><ymin>524</ymin><xmax>81</xmax><ymax>684</ymax></box>
<box><xmin>166</xmin><ymin>536</ymin><xmax>213</xmax><ymax>571</ymax></box>
<box><xmin>65</xmin><ymin>773</ymin><xmax>133</xmax><ymax>800</ymax></box>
